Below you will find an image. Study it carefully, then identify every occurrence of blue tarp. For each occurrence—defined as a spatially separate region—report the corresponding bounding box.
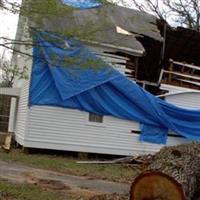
[62,0,102,9]
[30,31,200,144]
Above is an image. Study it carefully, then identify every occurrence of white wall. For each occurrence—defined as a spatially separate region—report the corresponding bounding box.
[8,97,18,132]
[14,69,195,155]
[14,54,32,144]
[10,13,32,138]
[24,106,145,156]
[15,80,30,145]
[165,92,200,109]
[18,105,188,156]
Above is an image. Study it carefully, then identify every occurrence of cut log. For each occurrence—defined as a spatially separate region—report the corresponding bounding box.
[130,142,200,200]
[130,171,185,200]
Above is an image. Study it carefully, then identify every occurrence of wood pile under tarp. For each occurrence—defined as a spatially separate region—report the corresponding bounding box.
[130,142,200,200]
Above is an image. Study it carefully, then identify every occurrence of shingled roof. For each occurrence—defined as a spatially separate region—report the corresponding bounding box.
[37,4,163,56]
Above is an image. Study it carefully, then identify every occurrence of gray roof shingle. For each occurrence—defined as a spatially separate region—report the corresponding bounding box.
[38,4,162,55]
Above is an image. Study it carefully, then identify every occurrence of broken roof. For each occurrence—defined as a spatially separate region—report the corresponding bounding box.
[38,4,163,56]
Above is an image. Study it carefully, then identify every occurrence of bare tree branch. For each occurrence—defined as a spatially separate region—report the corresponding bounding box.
[0,53,28,87]
[132,0,200,31]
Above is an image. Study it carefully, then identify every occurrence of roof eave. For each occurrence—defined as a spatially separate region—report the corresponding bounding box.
[82,39,145,57]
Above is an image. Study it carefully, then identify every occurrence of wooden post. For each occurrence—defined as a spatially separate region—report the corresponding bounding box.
[168,61,174,83]
[135,58,139,79]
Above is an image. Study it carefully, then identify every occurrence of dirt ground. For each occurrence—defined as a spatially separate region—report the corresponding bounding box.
[0,192,17,200]
[0,160,130,200]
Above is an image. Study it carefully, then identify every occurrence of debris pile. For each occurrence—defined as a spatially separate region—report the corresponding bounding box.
[130,142,200,200]
[0,191,16,200]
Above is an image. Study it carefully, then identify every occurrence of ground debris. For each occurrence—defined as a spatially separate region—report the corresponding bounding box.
[89,194,128,200]
[77,154,154,165]
[0,191,16,200]
[37,179,71,191]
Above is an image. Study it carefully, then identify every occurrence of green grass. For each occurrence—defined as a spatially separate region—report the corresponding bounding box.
[0,181,75,200]
[0,149,139,183]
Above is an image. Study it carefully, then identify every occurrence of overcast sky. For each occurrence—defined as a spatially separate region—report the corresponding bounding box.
[0,11,19,57]
[0,0,22,58]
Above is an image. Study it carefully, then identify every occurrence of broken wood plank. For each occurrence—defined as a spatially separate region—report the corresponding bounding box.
[2,134,12,151]
[77,155,153,165]
[77,157,133,164]
[163,70,200,81]
[170,59,200,71]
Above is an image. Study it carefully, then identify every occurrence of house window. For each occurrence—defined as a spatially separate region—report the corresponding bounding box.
[89,113,103,123]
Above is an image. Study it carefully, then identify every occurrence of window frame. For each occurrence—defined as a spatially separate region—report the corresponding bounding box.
[88,113,103,123]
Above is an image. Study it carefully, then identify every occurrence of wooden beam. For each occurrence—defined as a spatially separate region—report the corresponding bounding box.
[0,88,20,97]
[163,70,200,81]
[169,59,200,71]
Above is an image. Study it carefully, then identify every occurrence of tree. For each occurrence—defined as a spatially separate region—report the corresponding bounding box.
[132,0,200,31]
[0,0,114,61]
[0,53,28,87]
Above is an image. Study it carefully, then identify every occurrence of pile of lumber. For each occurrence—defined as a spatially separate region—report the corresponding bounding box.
[130,142,200,200]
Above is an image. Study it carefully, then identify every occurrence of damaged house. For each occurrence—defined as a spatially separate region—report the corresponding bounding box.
[1,1,200,156]
[40,2,200,104]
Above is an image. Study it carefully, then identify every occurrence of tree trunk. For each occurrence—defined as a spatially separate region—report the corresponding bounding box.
[130,142,200,200]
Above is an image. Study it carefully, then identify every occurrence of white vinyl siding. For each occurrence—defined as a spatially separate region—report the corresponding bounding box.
[15,80,30,145]
[0,88,20,97]
[24,106,143,156]
[165,92,200,109]
[12,15,32,144]
[19,106,188,156]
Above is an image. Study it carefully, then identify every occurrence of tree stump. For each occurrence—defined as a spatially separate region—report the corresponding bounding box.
[130,142,200,200]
